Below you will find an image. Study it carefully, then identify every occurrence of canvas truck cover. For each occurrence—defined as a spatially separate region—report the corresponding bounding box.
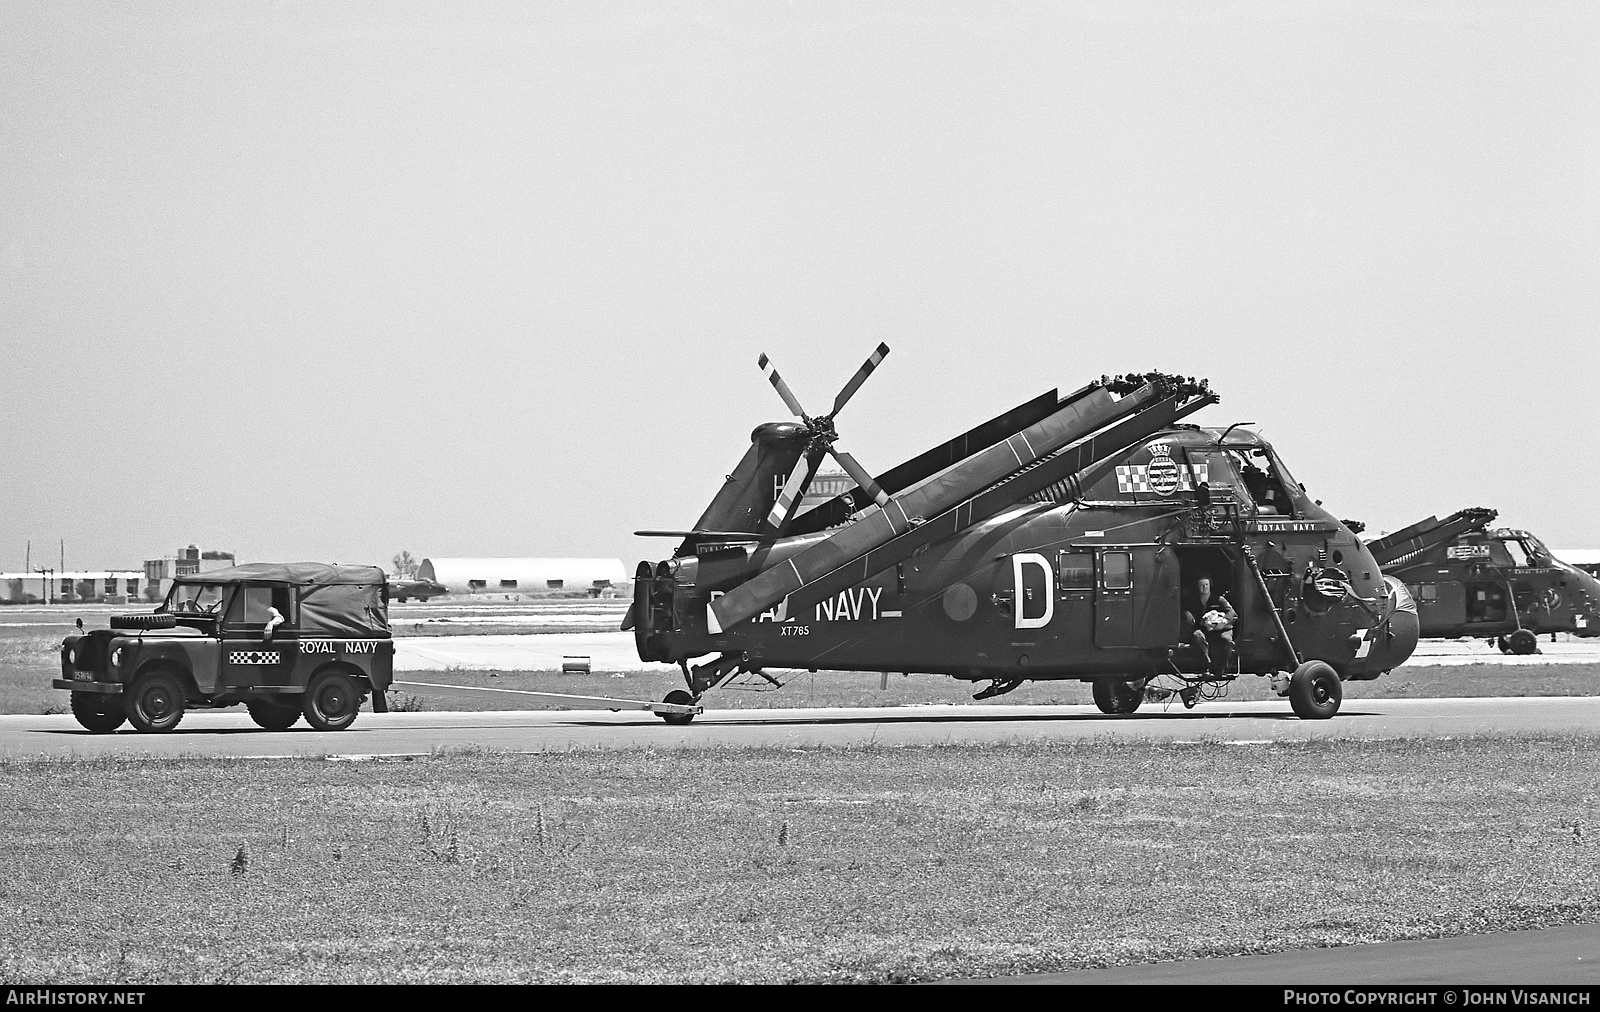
[173,562,390,637]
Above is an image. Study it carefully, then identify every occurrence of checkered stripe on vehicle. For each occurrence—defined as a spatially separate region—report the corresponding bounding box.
[1115,463,1208,493]
[230,651,282,665]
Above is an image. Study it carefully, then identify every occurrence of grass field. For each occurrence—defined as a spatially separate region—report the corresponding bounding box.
[3,736,1598,984]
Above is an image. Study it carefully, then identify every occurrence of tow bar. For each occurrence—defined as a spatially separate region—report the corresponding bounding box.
[390,680,701,719]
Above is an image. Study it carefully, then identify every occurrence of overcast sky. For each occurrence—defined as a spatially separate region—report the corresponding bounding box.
[2,1,1596,574]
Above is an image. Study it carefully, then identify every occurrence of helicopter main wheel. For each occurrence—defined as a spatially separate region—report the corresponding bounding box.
[1288,660,1342,720]
[1091,678,1144,715]
[658,689,696,726]
[1506,629,1540,655]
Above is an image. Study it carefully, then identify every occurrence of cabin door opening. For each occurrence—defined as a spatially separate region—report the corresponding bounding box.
[1175,546,1240,645]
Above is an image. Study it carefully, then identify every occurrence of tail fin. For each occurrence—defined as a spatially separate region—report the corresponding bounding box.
[680,422,819,555]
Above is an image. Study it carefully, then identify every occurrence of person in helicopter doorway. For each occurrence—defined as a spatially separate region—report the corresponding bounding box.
[1183,574,1238,676]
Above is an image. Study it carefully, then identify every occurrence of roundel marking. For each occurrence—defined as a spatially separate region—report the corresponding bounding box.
[942,584,978,622]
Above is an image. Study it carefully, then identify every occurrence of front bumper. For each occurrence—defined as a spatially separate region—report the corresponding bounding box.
[52,678,122,695]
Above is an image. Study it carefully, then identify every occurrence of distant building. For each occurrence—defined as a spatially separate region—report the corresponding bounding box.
[0,571,146,605]
[142,545,235,601]
[797,470,856,514]
[0,545,237,604]
[417,558,628,599]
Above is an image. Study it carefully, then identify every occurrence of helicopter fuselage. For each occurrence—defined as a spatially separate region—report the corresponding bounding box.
[634,428,1419,685]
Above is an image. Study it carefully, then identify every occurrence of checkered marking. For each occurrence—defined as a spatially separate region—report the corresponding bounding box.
[230,651,282,665]
[1115,462,1208,494]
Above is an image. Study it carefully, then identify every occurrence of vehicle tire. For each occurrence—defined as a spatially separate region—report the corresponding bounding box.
[126,671,186,733]
[246,698,302,731]
[303,671,361,731]
[659,689,696,726]
[1507,629,1540,655]
[1092,678,1144,715]
[1288,660,1342,720]
[70,692,126,733]
[110,613,177,630]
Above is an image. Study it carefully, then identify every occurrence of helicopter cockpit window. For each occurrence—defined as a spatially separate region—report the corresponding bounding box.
[1520,536,1554,567]
[1502,539,1531,568]
[1202,452,1245,507]
[1231,447,1294,516]
[166,583,226,615]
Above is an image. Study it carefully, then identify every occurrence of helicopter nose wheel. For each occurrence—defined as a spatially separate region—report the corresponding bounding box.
[1288,660,1342,720]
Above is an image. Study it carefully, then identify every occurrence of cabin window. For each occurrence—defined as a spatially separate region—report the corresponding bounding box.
[547,579,564,590]
[468,580,486,590]
[1057,551,1094,590]
[1101,551,1133,591]
[500,580,518,589]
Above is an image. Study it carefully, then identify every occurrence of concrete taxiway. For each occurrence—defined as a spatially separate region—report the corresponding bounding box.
[961,923,1600,984]
[4,695,1599,760]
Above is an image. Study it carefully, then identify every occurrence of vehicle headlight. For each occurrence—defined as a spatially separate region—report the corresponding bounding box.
[110,647,123,669]
[66,646,77,666]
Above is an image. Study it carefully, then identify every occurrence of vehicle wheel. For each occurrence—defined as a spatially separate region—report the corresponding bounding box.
[1507,629,1540,655]
[1288,660,1342,720]
[659,689,696,725]
[126,671,186,733]
[1091,678,1144,715]
[303,671,361,731]
[246,698,302,731]
[70,692,126,733]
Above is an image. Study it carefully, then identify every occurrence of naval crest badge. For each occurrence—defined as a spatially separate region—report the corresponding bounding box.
[1147,443,1180,496]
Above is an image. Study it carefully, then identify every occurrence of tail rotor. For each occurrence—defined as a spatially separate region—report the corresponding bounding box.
[757,343,892,534]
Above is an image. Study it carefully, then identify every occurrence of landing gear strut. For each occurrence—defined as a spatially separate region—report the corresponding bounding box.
[656,652,746,725]
[973,678,1024,701]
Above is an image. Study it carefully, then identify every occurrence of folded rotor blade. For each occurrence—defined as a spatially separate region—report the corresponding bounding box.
[758,353,809,418]
[827,448,890,507]
[829,342,890,418]
[788,387,1074,535]
[764,453,814,532]
[711,382,1139,631]
[1367,507,1498,566]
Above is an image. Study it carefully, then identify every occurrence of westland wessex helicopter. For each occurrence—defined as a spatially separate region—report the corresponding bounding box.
[625,348,1419,722]
[1367,508,1600,654]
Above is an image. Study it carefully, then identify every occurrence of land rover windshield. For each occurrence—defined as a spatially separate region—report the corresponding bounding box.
[164,583,227,614]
